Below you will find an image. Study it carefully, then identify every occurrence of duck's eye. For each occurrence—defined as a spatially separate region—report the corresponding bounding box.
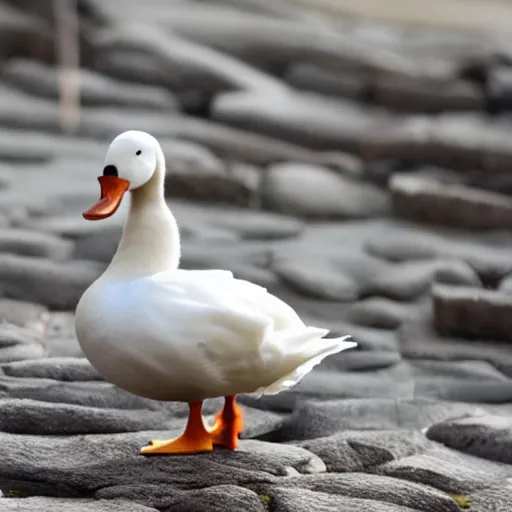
[136,150,142,156]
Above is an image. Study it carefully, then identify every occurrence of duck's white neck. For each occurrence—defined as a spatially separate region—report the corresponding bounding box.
[104,152,180,279]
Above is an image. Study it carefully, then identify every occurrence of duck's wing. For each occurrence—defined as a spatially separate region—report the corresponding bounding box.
[118,269,354,395]
[129,269,273,353]
[149,268,305,332]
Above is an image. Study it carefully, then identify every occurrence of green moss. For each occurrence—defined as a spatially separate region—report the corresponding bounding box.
[259,494,271,504]
[2,489,25,497]
[448,493,470,509]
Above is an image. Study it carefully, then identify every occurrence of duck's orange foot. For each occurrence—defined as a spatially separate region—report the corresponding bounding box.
[209,395,244,450]
[140,435,213,455]
[141,400,213,455]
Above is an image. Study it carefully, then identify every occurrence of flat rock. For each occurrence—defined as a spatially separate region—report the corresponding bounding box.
[426,414,512,465]
[271,249,388,301]
[269,360,412,404]
[395,31,493,69]
[0,398,173,435]
[0,344,46,364]
[163,139,226,178]
[271,242,478,302]
[163,140,258,206]
[391,174,512,230]
[179,238,272,279]
[364,221,512,284]
[171,201,304,241]
[399,317,512,379]
[91,47,172,88]
[377,444,512,494]
[265,398,485,441]
[0,255,104,310]
[0,497,158,512]
[0,228,73,260]
[97,484,266,512]
[362,114,512,174]
[369,259,480,300]
[361,116,434,164]
[344,298,426,329]
[1,357,101,381]
[409,359,512,401]
[0,375,284,438]
[433,284,512,341]
[213,90,392,151]
[0,374,193,411]
[93,22,286,95]
[433,114,512,175]
[410,359,509,382]
[256,473,460,512]
[285,63,369,100]
[0,432,324,496]
[0,155,106,223]
[295,428,432,472]
[0,397,284,439]
[2,58,179,110]
[156,4,441,79]
[72,227,122,263]
[263,163,389,218]
[0,130,105,167]
[0,84,61,133]
[373,75,483,113]
[0,138,48,164]
[267,487,420,512]
[19,214,119,240]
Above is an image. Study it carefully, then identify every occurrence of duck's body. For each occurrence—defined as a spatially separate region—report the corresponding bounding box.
[75,130,355,455]
[77,268,346,403]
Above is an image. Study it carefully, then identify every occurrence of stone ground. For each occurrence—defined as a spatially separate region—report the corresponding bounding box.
[0,0,512,511]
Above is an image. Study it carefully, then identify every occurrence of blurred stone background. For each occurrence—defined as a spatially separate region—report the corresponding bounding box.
[0,1,512,511]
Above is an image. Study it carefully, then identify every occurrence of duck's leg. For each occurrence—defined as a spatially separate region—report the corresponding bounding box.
[209,395,244,449]
[141,401,213,455]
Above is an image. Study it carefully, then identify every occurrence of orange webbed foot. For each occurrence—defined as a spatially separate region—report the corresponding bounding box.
[141,401,213,455]
[209,395,244,450]
[140,434,213,455]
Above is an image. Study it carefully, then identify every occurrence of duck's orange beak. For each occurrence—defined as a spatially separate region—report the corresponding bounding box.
[83,176,130,221]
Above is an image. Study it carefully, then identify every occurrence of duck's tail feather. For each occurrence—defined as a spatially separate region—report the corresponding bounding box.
[251,328,356,397]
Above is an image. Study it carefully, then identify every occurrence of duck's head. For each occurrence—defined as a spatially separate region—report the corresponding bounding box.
[83,130,160,221]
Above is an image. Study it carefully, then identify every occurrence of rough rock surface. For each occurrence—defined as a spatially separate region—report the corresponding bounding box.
[391,174,512,230]
[0,0,511,511]
[433,284,512,341]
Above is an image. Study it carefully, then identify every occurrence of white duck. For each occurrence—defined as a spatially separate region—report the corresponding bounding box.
[75,130,355,455]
